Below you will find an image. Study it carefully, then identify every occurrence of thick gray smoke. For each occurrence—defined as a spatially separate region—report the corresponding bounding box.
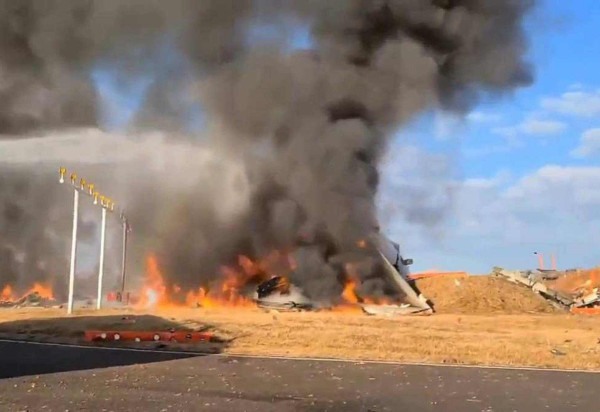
[0,1,534,302]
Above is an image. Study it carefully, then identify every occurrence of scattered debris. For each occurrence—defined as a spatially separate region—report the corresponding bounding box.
[378,251,433,314]
[361,304,432,316]
[255,278,315,311]
[257,276,291,299]
[550,348,567,356]
[256,300,314,312]
[0,292,58,309]
[492,267,600,312]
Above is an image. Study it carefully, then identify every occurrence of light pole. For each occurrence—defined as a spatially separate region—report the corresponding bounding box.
[94,192,116,310]
[59,167,120,313]
[59,168,80,315]
[119,211,131,302]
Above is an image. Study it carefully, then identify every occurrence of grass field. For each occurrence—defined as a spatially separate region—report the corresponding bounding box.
[0,307,598,370]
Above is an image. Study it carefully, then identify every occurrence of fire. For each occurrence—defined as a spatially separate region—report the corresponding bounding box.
[136,249,401,311]
[137,255,171,308]
[342,279,359,304]
[335,276,367,313]
[27,283,54,300]
[1,285,13,301]
[137,251,296,309]
[339,262,395,307]
[0,282,54,301]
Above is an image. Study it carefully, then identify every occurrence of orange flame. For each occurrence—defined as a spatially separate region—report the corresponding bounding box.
[0,282,54,301]
[26,283,54,300]
[137,251,298,309]
[342,279,359,303]
[340,263,395,307]
[136,249,406,310]
[1,285,13,301]
[137,254,172,308]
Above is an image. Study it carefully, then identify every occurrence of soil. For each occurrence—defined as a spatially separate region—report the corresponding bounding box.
[416,275,559,314]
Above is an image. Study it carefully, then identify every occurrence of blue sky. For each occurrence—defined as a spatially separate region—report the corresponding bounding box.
[90,0,600,274]
[395,0,600,178]
[380,0,600,272]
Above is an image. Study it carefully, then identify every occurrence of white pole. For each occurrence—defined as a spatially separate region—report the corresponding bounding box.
[96,207,107,310]
[120,216,128,299]
[67,189,79,315]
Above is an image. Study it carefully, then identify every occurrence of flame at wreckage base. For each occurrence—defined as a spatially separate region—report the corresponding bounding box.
[129,233,419,312]
[1,283,54,302]
[0,238,421,312]
[134,249,397,312]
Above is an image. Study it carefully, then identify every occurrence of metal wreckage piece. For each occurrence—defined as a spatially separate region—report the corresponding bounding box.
[0,292,58,309]
[255,276,315,312]
[254,249,434,316]
[492,267,600,311]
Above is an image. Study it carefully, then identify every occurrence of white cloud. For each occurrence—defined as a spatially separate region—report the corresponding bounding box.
[466,111,502,123]
[571,128,600,158]
[503,165,600,205]
[382,164,600,273]
[433,112,464,140]
[378,144,456,230]
[519,119,568,135]
[541,90,600,117]
[463,170,512,190]
[493,118,567,137]
[462,144,512,158]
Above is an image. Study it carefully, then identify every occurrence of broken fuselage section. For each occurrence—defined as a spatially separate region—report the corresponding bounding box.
[255,234,433,315]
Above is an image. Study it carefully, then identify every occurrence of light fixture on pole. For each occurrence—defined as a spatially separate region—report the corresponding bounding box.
[58,167,123,313]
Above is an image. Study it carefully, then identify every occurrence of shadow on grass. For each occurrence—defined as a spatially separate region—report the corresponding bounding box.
[0,314,230,379]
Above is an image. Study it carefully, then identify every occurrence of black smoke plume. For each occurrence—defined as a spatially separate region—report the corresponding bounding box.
[0,1,534,302]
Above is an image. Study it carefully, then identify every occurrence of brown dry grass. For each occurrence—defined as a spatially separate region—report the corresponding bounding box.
[0,306,599,370]
[0,275,595,370]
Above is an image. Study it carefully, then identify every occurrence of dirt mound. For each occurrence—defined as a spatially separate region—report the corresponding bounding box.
[416,275,557,314]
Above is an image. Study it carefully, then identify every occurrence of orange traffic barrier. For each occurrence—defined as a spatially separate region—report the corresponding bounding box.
[571,307,600,315]
[408,272,469,280]
[84,330,214,342]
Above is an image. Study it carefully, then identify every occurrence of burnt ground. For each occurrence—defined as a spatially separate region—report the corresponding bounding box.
[0,340,598,412]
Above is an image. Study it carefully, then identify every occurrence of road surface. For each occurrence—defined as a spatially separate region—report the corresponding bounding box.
[0,340,597,411]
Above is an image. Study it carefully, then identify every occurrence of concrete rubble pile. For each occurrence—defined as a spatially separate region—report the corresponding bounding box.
[492,267,600,311]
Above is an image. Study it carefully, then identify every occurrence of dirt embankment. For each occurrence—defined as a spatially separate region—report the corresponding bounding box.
[416,275,558,314]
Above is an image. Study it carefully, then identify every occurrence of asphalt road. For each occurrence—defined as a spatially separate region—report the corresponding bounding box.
[0,340,598,412]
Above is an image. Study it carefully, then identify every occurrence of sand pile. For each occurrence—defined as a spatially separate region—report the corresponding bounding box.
[416,275,557,314]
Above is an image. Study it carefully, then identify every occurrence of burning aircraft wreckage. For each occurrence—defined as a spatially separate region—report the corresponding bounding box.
[238,234,432,315]
[0,0,538,317]
[130,232,433,316]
